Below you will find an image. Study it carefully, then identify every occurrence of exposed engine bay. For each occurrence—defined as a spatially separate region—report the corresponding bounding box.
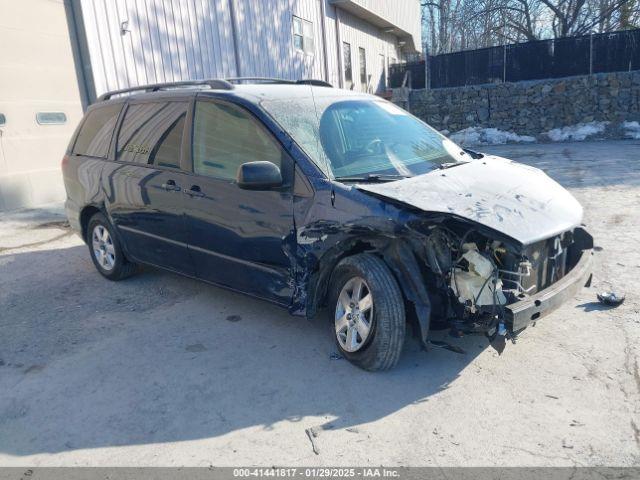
[423,225,581,340]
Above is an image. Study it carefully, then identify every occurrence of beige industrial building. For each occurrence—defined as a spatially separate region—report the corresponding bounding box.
[0,0,422,211]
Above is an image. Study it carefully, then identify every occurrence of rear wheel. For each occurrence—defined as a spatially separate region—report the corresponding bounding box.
[87,212,137,281]
[329,254,405,371]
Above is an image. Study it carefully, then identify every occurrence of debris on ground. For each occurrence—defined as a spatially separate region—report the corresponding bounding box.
[329,352,343,360]
[428,340,466,355]
[305,427,321,455]
[490,334,507,355]
[185,344,207,352]
[597,291,625,307]
[562,439,574,449]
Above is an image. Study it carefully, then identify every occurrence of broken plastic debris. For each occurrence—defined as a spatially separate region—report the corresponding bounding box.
[428,340,466,354]
[596,291,625,307]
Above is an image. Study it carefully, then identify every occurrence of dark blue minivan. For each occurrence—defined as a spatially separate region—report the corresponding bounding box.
[62,78,593,370]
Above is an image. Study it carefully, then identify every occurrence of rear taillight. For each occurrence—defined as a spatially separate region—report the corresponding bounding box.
[61,154,69,169]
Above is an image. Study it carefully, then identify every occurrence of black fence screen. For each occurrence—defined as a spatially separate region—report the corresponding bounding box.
[389,61,426,89]
[389,28,640,89]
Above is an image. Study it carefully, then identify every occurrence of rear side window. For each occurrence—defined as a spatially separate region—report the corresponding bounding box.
[73,105,121,158]
[116,102,187,167]
[192,101,283,181]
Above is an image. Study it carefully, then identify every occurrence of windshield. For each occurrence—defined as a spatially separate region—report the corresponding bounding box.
[262,95,470,179]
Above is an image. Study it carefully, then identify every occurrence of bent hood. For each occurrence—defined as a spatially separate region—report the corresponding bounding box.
[357,156,583,246]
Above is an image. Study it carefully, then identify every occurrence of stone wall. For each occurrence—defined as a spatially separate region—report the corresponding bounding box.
[407,71,640,139]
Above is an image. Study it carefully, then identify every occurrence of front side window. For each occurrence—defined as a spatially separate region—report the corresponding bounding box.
[192,101,284,181]
[262,96,470,179]
[73,104,122,158]
[359,47,367,91]
[116,102,187,167]
[293,16,314,54]
[343,42,353,89]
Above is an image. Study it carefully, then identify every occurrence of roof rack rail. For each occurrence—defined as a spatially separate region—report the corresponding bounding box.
[296,79,333,88]
[97,79,234,101]
[226,77,333,88]
[226,77,296,84]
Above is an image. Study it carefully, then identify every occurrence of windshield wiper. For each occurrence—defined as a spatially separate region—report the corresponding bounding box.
[334,174,409,183]
[438,161,469,170]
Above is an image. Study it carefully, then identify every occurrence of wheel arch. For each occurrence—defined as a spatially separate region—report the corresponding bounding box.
[304,235,433,345]
[79,205,104,242]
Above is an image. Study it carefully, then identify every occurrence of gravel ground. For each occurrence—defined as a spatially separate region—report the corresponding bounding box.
[0,140,638,467]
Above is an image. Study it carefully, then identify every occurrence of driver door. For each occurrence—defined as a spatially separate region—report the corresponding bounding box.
[183,98,295,306]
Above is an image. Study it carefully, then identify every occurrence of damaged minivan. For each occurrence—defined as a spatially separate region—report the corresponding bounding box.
[62,79,593,371]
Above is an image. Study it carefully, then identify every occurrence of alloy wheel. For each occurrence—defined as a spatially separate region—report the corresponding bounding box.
[92,224,116,271]
[335,276,374,352]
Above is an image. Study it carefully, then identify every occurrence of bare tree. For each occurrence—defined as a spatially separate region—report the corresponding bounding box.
[422,0,639,54]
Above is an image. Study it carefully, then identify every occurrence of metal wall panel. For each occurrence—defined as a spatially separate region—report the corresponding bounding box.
[230,0,326,81]
[337,7,402,92]
[341,0,421,51]
[80,0,411,97]
[81,0,239,96]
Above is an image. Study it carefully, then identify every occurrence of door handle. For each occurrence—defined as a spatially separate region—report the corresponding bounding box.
[162,180,181,192]
[184,185,205,198]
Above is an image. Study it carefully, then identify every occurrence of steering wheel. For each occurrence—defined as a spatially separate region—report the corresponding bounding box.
[364,138,384,154]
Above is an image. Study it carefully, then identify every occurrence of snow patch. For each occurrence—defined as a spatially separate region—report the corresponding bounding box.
[622,121,640,139]
[545,122,609,142]
[449,127,536,146]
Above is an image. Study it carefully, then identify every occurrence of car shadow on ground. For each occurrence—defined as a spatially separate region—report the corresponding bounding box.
[0,245,489,456]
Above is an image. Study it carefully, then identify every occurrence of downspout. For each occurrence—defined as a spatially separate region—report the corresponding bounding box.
[319,0,330,83]
[227,0,242,77]
[335,6,344,88]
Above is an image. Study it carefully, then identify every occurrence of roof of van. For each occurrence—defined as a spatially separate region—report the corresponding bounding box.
[95,82,373,106]
[221,84,372,102]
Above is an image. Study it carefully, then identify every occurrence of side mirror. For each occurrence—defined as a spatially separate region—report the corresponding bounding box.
[236,161,283,190]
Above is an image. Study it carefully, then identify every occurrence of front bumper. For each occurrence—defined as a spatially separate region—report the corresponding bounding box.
[505,230,593,333]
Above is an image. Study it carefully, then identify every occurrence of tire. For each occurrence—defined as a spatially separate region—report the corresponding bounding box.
[328,254,406,371]
[86,212,137,281]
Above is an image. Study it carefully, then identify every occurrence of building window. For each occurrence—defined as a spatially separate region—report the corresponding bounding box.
[293,16,314,54]
[0,114,5,126]
[343,42,353,89]
[378,54,386,92]
[36,112,67,125]
[359,47,367,91]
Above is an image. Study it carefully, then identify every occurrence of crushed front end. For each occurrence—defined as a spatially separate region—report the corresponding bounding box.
[423,224,593,339]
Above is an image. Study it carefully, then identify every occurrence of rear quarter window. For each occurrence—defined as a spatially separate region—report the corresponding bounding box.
[73,104,122,158]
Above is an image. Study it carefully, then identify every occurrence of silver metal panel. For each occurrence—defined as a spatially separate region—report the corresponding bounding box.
[329,0,421,52]
[80,0,416,97]
[337,8,402,92]
[81,0,239,97]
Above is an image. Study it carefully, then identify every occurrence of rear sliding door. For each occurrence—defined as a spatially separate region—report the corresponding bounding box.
[104,99,194,275]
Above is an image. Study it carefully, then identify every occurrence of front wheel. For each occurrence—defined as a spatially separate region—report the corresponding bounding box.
[329,254,406,371]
